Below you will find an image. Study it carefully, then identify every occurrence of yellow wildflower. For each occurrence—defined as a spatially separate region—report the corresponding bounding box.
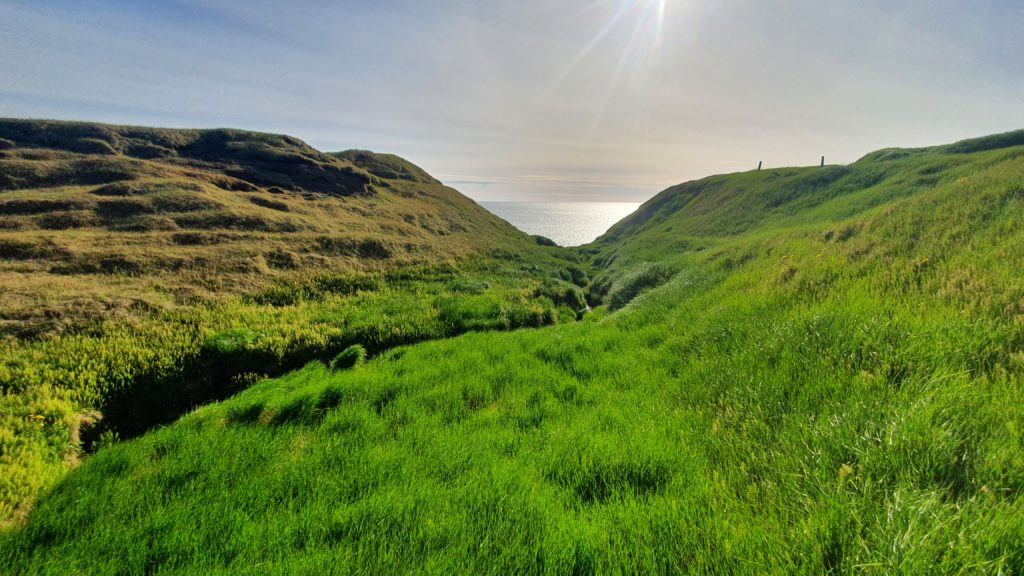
[838,463,854,486]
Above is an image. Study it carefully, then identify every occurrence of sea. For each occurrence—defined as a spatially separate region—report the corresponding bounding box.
[480,202,640,247]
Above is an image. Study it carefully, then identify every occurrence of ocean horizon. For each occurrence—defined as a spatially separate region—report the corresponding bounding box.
[480,201,641,247]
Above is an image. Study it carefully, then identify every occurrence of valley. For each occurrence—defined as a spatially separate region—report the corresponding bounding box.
[1,121,1023,573]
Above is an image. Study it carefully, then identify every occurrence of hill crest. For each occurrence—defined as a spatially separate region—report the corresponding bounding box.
[0,118,380,197]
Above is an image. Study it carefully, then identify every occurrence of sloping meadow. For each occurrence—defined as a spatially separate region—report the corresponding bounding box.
[3,132,1023,573]
[0,119,590,526]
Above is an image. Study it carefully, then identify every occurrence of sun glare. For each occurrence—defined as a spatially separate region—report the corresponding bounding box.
[546,0,675,132]
[655,0,668,47]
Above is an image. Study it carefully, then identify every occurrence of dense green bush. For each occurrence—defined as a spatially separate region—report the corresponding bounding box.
[533,279,587,312]
[606,262,677,310]
[560,265,589,286]
[202,328,264,357]
[330,344,367,371]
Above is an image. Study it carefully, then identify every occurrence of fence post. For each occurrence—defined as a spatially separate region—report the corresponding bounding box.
[757,161,762,171]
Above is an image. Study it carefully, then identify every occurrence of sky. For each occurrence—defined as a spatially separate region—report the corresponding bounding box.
[2,0,1023,202]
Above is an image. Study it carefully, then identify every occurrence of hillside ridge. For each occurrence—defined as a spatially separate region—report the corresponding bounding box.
[0,118,381,196]
[593,127,1024,250]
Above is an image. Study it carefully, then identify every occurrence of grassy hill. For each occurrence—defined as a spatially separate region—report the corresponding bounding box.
[0,119,559,337]
[0,119,584,527]
[3,126,1024,573]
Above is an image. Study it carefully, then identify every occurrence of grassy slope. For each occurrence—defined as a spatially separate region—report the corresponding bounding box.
[0,118,547,335]
[0,119,584,526]
[3,129,1024,573]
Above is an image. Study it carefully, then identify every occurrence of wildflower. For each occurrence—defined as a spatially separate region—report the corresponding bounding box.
[838,463,854,484]
[839,463,853,476]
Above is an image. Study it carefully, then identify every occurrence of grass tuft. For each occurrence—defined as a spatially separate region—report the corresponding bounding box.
[330,344,367,371]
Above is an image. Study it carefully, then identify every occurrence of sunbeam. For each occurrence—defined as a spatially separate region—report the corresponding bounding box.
[543,0,638,96]
[540,0,675,130]
[654,0,668,49]
[544,0,674,131]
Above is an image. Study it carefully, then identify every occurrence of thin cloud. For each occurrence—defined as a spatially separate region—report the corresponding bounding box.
[2,0,1022,202]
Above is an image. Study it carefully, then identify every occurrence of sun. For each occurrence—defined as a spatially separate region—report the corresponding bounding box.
[549,0,674,91]
[543,0,676,131]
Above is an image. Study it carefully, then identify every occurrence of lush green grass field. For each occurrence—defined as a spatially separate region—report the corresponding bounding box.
[3,127,1024,573]
[0,119,582,525]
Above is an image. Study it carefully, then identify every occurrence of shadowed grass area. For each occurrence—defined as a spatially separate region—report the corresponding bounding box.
[2,126,1024,573]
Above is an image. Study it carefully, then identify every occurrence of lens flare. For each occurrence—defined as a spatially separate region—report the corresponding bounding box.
[546,0,673,131]
[655,0,668,48]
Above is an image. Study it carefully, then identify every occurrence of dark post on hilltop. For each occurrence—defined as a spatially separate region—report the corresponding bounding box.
[821,156,825,167]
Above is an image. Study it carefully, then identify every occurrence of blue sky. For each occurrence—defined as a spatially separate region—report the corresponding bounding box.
[2,0,1023,201]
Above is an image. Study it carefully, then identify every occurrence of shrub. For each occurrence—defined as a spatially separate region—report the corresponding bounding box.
[173,212,301,232]
[248,195,290,212]
[586,270,617,303]
[99,256,145,275]
[36,211,99,230]
[357,239,391,259]
[250,284,305,307]
[607,263,677,310]
[507,300,556,328]
[91,182,143,196]
[104,214,178,232]
[170,232,222,245]
[332,149,436,184]
[122,140,172,159]
[438,295,506,332]
[562,286,587,312]
[944,129,1024,154]
[534,280,587,312]
[197,328,282,385]
[560,265,589,287]
[330,344,367,371]
[150,194,221,212]
[95,199,154,219]
[263,249,300,270]
[314,274,381,295]
[0,239,70,260]
[92,180,204,197]
[203,328,263,356]
[73,138,118,155]
[0,199,87,215]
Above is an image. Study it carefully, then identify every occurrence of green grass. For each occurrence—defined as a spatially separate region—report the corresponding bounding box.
[0,119,580,525]
[0,263,584,525]
[2,125,1024,573]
